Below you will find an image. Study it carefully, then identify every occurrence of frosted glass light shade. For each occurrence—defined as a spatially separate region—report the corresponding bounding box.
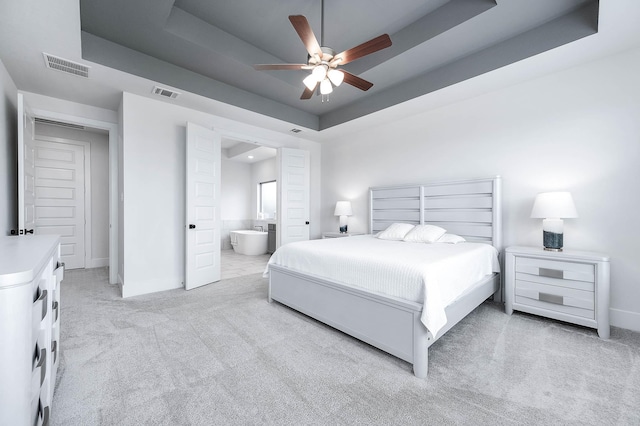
[327,69,344,86]
[303,74,317,90]
[312,64,327,80]
[530,192,578,219]
[334,201,352,216]
[320,78,333,95]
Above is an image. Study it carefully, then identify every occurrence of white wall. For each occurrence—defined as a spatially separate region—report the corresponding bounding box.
[120,92,321,297]
[0,60,17,235]
[321,47,640,332]
[35,124,110,267]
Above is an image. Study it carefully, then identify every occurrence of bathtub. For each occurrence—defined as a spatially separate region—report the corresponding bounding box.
[230,230,268,255]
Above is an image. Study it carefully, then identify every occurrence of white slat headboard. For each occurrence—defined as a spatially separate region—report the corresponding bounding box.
[369,176,502,251]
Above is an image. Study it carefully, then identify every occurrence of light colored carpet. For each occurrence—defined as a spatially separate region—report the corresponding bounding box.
[52,268,640,425]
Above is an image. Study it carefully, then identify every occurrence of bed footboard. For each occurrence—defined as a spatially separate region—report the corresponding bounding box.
[268,265,500,378]
[268,264,431,378]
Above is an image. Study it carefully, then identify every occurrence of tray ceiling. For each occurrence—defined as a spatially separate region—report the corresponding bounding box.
[77,0,598,131]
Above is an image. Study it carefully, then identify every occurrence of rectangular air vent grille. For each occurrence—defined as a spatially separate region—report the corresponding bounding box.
[35,117,86,130]
[290,128,302,133]
[152,86,180,99]
[43,53,90,78]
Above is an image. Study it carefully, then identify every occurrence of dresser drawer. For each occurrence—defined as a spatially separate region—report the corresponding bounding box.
[516,256,594,281]
[515,279,595,319]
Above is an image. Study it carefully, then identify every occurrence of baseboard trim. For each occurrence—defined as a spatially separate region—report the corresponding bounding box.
[610,308,640,332]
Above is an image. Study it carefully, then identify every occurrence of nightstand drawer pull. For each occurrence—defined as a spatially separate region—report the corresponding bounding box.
[539,268,563,279]
[539,292,564,305]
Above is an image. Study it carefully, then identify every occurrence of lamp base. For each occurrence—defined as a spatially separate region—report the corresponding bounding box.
[543,230,563,252]
[339,225,348,234]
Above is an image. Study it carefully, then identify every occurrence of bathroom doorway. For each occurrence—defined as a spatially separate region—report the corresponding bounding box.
[220,137,277,279]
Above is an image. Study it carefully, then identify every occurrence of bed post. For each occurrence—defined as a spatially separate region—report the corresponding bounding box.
[492,175,503,303]
[412,312,430,379]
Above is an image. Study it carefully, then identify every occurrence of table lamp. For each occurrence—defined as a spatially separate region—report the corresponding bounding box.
[530,191,578,251]
[334,201,353,233]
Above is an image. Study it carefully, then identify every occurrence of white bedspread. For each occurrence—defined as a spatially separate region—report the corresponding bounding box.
[265,235,500,337]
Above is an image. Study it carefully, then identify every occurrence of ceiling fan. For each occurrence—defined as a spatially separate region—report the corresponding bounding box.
[253,0,392,100]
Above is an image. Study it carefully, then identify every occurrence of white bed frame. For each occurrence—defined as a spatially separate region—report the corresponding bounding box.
[268,176,502,378]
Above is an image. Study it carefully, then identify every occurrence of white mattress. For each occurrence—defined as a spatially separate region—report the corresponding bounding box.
[265,235,500,337]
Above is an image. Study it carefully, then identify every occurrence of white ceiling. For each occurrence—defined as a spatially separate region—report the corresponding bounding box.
[222,138,277,164]
[1,1,640,143]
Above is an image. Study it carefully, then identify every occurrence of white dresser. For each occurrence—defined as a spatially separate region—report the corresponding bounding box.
[0,235,63,426]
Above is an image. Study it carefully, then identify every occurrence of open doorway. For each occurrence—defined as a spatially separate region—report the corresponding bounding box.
[18,94,119,284]
[220,137,276,279]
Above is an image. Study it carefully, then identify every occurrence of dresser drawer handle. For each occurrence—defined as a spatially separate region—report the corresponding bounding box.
[539,268,564,279]
[36,348,47,385]
[539,292,564,305]
[36,290,48,321]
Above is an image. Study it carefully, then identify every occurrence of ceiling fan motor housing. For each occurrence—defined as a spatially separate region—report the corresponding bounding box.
[308,47,338,66]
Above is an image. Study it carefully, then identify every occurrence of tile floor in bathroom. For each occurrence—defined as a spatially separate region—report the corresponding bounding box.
[220,249,271,280]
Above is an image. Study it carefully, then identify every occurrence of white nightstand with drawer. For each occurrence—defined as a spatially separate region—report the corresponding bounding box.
[505,246,610,339]
[322,232,365,239]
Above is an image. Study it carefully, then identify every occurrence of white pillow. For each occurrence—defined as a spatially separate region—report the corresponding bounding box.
[377,223,415,240]
[403,224,447,243]
[437,233,466,244]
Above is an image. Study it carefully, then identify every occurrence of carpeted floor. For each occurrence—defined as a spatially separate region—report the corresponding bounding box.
[51,268,640,425]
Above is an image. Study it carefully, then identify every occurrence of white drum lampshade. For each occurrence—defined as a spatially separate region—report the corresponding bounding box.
[530,191,578,251]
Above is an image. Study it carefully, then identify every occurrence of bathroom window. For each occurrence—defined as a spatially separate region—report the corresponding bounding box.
[258,180,277,219]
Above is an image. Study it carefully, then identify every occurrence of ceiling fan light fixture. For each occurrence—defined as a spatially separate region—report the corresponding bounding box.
[303,74,318,90]
[320,78,333,95]
[327,69,344,87]
[312,64,328,81]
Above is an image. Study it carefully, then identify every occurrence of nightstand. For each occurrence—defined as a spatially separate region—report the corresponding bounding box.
[505,246,610,339]
[322,232,365,239]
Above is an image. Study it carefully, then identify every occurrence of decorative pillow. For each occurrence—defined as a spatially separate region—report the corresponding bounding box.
[437,233,466,244]
[376,223,415,240]
[402,224,447,243]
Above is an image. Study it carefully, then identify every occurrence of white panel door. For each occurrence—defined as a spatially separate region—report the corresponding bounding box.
[278,148,310,247]
[33,140,86,269]
[17,93,35,235]
[185,123,221,290]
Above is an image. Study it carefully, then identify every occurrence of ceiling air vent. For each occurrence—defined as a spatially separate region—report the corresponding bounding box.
[34,117,86,130]
[43,53,90,78]
[152,86,180,99]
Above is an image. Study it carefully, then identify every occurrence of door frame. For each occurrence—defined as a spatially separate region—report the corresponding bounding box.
[31,107,118,284]
[35,136,93,268]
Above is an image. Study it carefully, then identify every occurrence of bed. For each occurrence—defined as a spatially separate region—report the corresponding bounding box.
[266,176,502,378]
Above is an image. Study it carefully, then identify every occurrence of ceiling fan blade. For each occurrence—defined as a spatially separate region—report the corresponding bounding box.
[300,83,318,99]
[289,15,322,57]
[253,64,307,70]
[334,34,392,65]
[342,71,374,91]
